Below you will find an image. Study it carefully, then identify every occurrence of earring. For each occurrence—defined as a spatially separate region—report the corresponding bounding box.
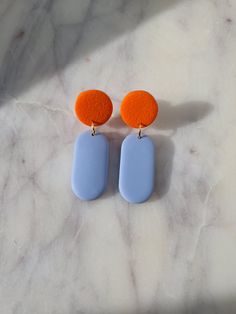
[119,90,158,203]
[71,90,113,200]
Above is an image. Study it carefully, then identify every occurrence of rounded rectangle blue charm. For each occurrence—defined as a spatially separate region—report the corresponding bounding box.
[119,134,155,203]
[71,131,109,200]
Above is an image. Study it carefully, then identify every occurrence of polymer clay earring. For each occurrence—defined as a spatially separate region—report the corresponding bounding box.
[119,90,158,203]
[71,90,113,200]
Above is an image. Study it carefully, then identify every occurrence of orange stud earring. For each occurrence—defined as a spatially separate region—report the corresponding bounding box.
[119,90,158,203]
[75,90,113,130]
[72,90,113,200]
[120,90,158,131]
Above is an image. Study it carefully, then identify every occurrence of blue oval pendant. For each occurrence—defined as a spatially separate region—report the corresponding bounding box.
[119,134,155,203]
[71,131,109,200]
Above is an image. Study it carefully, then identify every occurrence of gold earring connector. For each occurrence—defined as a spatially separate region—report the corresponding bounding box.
[138,124,143,139]
[91,123,96,136]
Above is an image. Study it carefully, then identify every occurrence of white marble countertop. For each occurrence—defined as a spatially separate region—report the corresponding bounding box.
[1,0,236,313]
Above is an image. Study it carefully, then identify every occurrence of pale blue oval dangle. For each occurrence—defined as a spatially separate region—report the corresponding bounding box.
[119,134,155,203]
[71,131,109,200]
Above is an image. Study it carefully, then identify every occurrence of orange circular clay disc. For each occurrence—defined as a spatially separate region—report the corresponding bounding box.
[120,90,158,128]
[75,90,113,126]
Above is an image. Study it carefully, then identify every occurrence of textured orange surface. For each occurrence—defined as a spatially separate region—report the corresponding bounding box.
[75,90,113,126]
[120,90,158,128]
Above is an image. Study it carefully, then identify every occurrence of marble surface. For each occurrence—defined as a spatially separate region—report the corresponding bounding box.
[0,0,236,313]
